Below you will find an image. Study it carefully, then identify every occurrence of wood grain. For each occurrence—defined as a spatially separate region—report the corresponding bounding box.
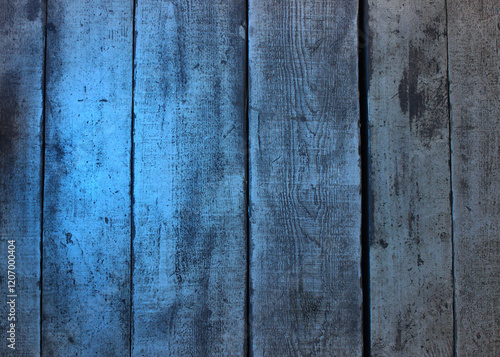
[248,0,362,355]
[448,1,500,355]
[368,1,454,355]
[132,0,247,355]
[0,0,44,355]
[42,0,133,355]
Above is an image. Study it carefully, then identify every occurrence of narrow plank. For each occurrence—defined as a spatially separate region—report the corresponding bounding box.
[132,1,247,355]
[448,1,500,355]
[368,1,454,355]
[43,0,133,355]
[0,0,44,355]
[248,0,362,354]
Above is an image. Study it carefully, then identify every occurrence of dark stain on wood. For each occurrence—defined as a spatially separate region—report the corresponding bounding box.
[46,22,57,33]
[398,68,409,115]
[25,0,41,22]
[0,3,16,29]
[423,20,445,41]
[398,43,448,146]
[0,72,20,165]
[407,45,427,125]
[378,239,389,249]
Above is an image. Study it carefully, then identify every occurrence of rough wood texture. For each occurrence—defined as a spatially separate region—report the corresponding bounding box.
[0,0,44,355]
[132,1,247,355]
[448,1,500,355]
[248,1,362,355]
[368,1,454,355]
[43,0,133,355]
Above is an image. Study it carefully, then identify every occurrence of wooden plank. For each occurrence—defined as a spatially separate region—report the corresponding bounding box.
[248,0,362,354]
[367,1,454,355]
[132,1,247,355]
[0,0,44,355]
[42,0,133,355]
[448,1,500,355]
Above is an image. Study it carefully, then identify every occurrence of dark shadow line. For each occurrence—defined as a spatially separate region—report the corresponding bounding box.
[129,0,137,355]
[444,1,456,356]
[244,1,251,356]
[358,0,371,355]
[40,0,49,355]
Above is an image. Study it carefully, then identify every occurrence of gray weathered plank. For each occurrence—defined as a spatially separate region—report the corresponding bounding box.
[448,1,500,355]
[248,0,362,355]
[368,1,454,355]
[0,0,44,355]
[42,0,133,355]
[132,1,247,355]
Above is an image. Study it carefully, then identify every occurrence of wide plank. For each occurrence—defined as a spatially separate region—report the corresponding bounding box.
[248,0,362,355]
[448,1,500,355]
[43,0,133,355]
[132,0,247,355]
[367,0,454,355]
[0,0,44,355]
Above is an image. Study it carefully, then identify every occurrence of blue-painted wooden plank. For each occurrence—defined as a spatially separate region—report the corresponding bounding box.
[132,0,247,355]
[0,0,44,355]
[368,1,454,355]
[248,0,363,354]
[448,1,500,355]
[43,0,133,355]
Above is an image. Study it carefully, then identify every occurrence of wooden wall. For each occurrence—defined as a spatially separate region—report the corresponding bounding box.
[0,0,498,356]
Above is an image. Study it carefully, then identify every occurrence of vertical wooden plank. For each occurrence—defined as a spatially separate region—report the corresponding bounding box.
[248,0,362,355]
[0,0,44,355]
[368,1,454,355]
[43,0,133,355]
[448,1,500,355]
[132,1,247,355]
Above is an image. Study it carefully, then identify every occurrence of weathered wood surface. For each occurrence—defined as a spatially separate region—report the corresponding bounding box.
[0,0,44,355]
[43,0,133,355]
[132,1,247,355]
[448,1,500,355]
[367,1,454,355]
[248,0,362,355]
